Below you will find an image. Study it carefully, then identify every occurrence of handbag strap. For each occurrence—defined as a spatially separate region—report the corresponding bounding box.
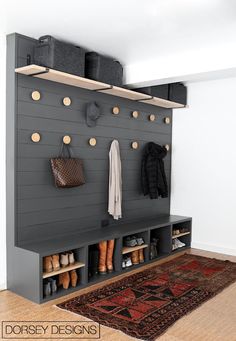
[58,143,73,158]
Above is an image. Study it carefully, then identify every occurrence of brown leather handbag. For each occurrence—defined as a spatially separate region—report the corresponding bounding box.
[50,143,85,188]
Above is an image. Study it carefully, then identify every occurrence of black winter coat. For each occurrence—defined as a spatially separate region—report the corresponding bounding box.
[141,142,168,199]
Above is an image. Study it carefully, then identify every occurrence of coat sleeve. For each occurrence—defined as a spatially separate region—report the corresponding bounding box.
[141,153,149,195]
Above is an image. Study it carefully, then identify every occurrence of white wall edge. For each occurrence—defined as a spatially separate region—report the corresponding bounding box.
[192,242,236,257]
[0,283,6,291]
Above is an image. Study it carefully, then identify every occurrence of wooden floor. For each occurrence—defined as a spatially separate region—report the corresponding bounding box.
[0,248,235,341]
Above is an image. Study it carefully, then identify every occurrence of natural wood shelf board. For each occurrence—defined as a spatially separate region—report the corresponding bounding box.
[122,244,148,255]
[15,65,111,91]
[42,261,85,279]
[98,86,152,101]
[15,65,185,109]
[172,232,190,239]
[139,97,185,108]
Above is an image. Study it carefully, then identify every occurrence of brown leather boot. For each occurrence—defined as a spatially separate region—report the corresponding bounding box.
[43,256,52,273]
[98,241,107,274]
[58,272,70,289]
[106,239,115,273]
[139,249,144,263]
[131,250,139,265]
[52,254,60,271]
[70,270,78,287]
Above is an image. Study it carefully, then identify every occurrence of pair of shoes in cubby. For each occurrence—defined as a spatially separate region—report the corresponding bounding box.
[122,256,132,269]
[124,236,145,247]
[173,228,189,236]
[58,270,78,290]
[43,251,75,273]
[60,251,75,268]
[172,238,186,250]
[131,249,144,264]
[43,254,60,273]
[43,278,57,297]
[150,238,159,260]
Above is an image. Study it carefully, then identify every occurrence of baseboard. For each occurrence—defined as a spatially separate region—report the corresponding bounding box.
[0,283,6,291]
[192,242,236,256]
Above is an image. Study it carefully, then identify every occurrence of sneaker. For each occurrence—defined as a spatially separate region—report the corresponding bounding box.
[172,239,178,250]
[124,236,137,247]
[122,259,126,269]
[136,237,145,246]
[125,257,133,267]
[175,238,186,248]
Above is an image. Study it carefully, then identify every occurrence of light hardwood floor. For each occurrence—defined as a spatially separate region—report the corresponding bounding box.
[0,248,235,341]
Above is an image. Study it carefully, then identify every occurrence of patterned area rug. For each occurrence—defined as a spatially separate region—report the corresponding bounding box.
[57,254,236,340]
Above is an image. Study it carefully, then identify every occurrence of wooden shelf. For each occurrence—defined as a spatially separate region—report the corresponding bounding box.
[172,232,190,239]
[139,96,184,109]
[42,261,85,279]
[15,65,111,91]
[122,244,148,255]
[99,86,152,101]
[15,65,185,109]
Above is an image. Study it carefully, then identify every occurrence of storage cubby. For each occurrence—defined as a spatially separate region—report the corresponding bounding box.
[41,247,86,301]
[150,226,172,260]
[88,238,121,283]
[172,220,192,252]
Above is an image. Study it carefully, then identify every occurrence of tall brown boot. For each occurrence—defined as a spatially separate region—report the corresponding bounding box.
[98,241,107,275]
[106,239,115,273]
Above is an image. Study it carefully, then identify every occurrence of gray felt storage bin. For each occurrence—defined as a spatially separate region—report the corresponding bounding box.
[34,35,85,76]
[85,52,123,86]
[168,83,187,105]
[135,85,169,99]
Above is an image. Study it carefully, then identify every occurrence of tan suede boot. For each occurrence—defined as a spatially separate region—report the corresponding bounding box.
[68,251,75,264]
[106,239,115,273]
[139,249,144,263]
[70,270,78,287]
[98,241,107,274]
[58,272,70,289]
[43,256,52,273]
[52,254,60,271]
[131,250,139,265]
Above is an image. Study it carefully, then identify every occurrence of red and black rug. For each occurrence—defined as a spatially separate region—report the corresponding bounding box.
[57,254,236,340]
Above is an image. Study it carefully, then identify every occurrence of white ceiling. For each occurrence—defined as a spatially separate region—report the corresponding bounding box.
[2,0,236,85]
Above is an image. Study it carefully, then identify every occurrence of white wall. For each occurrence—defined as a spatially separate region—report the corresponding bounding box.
[0,33,6,289]
[171,77,236,256]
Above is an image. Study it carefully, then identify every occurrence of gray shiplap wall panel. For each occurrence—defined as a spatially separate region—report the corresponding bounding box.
[16,36,172,244]
[18,183,146,200]
[18,115,171,142]
[17,169,170,186]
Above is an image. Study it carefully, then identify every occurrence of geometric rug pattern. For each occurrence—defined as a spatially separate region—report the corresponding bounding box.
[57,254,236,340]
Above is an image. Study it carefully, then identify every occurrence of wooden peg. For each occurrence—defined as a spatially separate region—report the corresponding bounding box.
[131,141,139,150]
[112,106,120,115]
[131,111,139,118]
[89,137,97,147]
[149,114,156,121]
[164,117,171,124]
[165,144,170,151]
[63,97,72,106]
[63,135,71,144]
[31,132,41,143]
[31,90,41,101]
